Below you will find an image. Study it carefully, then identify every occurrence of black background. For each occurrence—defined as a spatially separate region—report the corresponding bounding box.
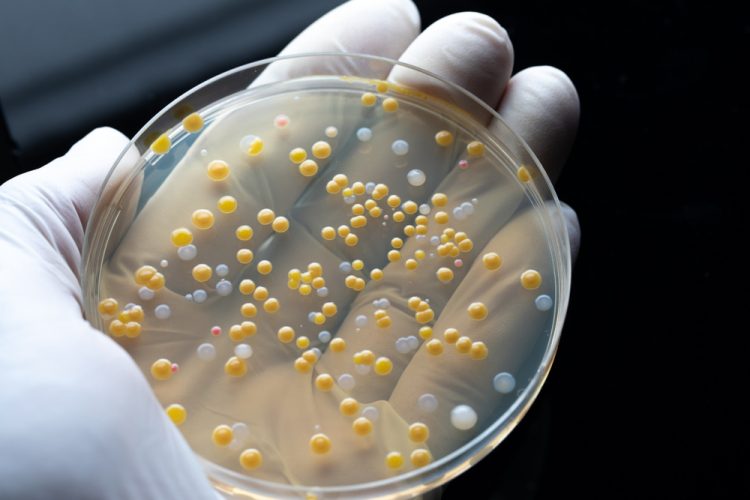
[1,1,746,498]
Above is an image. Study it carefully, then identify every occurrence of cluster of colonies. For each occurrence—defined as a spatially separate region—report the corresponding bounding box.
[98,83,554,475]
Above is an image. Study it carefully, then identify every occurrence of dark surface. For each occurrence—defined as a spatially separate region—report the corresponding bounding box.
[0,0,344,170]
[1,1,746,498]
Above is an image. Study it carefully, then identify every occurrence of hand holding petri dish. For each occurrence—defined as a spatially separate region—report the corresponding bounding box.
[82,53,571,498]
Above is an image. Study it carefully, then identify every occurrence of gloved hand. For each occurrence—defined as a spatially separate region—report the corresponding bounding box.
[0,1,580,498]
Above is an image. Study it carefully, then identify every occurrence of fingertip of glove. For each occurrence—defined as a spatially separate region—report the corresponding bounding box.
[427,12,513,70]
[389,0,421,31]
[559,201,581,260]
[513,66,580,128]
[69,127,129,157]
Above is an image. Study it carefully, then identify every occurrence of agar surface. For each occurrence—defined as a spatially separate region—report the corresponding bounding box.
[96,78,557,488]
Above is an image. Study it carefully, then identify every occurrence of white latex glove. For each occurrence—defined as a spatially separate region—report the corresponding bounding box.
[0,1,580,498]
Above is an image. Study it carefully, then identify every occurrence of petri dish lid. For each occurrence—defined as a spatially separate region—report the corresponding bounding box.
[82,52,571,499]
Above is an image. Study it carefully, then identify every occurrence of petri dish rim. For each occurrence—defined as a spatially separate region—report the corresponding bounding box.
[81,52,572,499]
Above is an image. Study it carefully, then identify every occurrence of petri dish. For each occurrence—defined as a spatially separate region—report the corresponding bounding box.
[82,53,571,499]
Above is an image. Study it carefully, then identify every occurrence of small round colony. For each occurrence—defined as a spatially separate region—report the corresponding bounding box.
[330,338,346,352]
[418,393,438,413]
[289,147,307,164]
[206,160,229,181]
[309,433,332,454]
[217,196,237,214]
[419,326,433,340]
[257,208,275,225]
[154,304,171,320]
[239,279,255,295]
[470,341,488,360]
[483,252,502,270]
[450,405,478,430]
[234,344,253,359]
[357,127,372,142]
[177,245,197,261]
[435,130,454,146]
[165,404,187,425]
[150,133,170,154]
[192,209,214,229]
[241,303,257,318]
[382,97,399,112]
[425,339,444,356]
[224,356,247,377]
[239,449,263,470]
[240,321,257,337]
[234,225,254,241]
[315,374,334,391]
[299,159,318,177]
[443,328,460,344]
[517,165,532,182]
[455,336,472,354]
[339,398,360,417]
[274,114,289,128]
[436,267,454,283]
[535,295,553,311]
[182,112,204,133]
[352,417,373,436]
[170,228,193,247]
[311,141,331,159]
[493,372,516,394]
[520,269,543,290]
[150,359,172,380]
[212,425,233,446]
[325,126,338,137]
[97,298,118,317]
[467,302,488,320]
[408,422,430,443]
[246,136,264,156]
[466,140,485,156]
[407,169,426,186]
[196,343,216,361]
[277,326,295,344]
[257,260,272,275]
[374,357,393,376]
[192,264,212,283]
[392,140,409,156]
[385,451,404,469]
[411,449,432,467]
[361,92,377,107]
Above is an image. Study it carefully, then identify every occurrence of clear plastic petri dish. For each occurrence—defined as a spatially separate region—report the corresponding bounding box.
[82,53,571,499]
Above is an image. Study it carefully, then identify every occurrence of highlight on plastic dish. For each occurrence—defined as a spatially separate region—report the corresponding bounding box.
[82,53,572,498]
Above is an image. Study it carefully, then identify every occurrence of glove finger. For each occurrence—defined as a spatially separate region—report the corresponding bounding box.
[495,65,580,182]
[254,0,420,85]
[388,12,514,123]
